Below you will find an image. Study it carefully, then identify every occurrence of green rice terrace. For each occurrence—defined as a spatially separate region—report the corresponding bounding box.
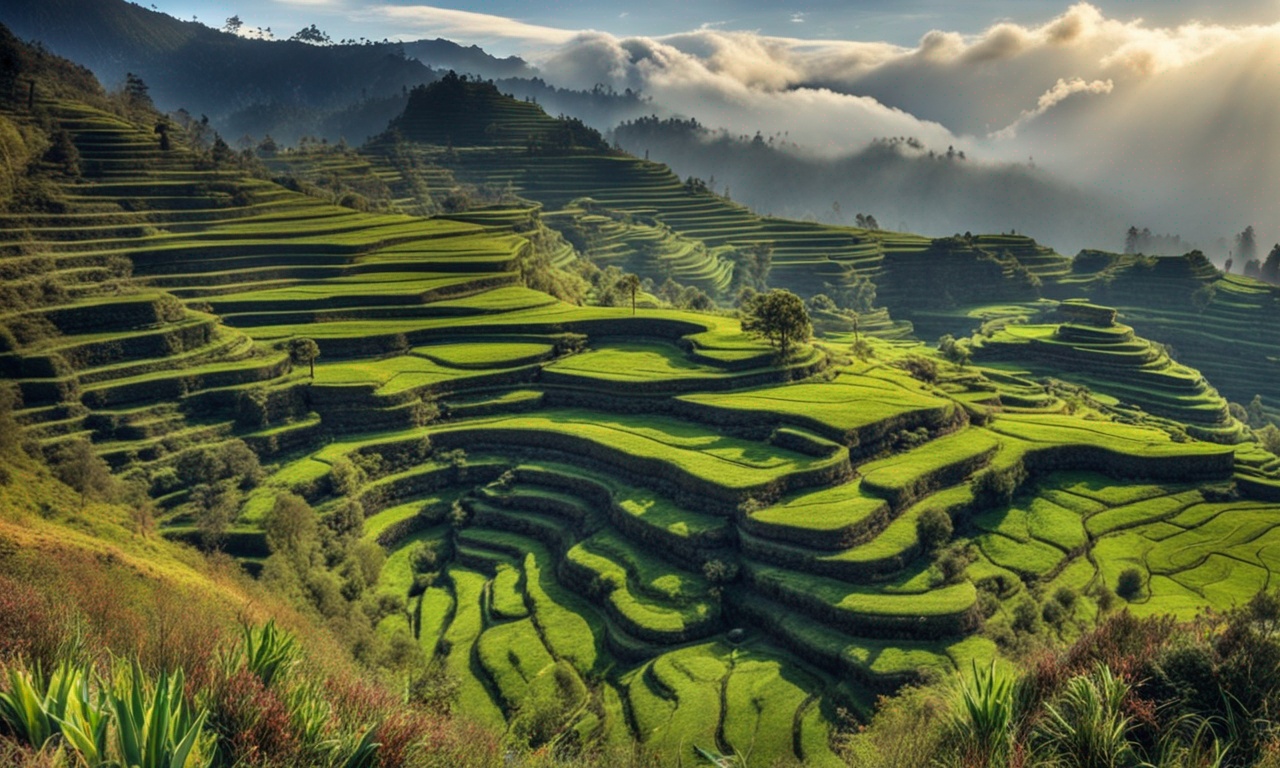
[7,55,1280,768]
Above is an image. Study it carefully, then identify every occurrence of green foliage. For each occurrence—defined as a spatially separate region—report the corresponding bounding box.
[110,664,210,768]
[289,338,320,378]
[896,354,939,383]
[0,382,24,459]
[49,438,114,508]
[264,492,318,559]
[0,662,99,754]
[1117,568,1144,601]
[731,242,773,291]
[918,507,954,553]
[1012,598,1041,634]
[238,620,299,688]
[945,661,1017,766]
[1033,664,1138,767]
[938,334,972,367]
[740,288,811,354]
[972,464,1027,510]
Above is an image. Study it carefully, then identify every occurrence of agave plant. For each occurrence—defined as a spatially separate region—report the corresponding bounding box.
[0,664,60,749]
[52,665,111,767]
[110,663,210,768]
[239,620,298,688]
[0,660,107,762]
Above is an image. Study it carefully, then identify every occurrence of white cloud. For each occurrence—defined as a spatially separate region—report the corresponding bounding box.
[990,77,1114,138]
[356,5,579,45]
[528,4,1280,244]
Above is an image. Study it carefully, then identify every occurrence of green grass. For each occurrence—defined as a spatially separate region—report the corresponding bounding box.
[490,564,529,620]
[474,618,555,712]
[749,479,888,540]
[546,341,728,380]
[428,408,849,493]
[680,367,958,441]
[441,568,506,729]
[565,532,716,637]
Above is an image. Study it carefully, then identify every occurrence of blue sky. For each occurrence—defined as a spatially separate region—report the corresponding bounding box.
[155,0,1280,54]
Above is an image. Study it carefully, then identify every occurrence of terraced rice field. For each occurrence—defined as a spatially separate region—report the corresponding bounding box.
[6,93,1280,765]
[970,304,1244,442]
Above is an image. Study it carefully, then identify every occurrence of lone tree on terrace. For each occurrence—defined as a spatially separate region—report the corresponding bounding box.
[619,273,642,315]
[289,338,320,378]
[741,288,811,355]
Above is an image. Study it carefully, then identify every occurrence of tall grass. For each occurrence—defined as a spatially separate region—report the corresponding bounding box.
[943,661,1019,768]
[1032,664,1136,767]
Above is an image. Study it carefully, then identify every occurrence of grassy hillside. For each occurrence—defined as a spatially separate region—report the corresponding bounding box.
[5,29,1280,767]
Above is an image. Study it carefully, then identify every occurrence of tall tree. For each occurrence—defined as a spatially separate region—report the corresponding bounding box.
[289,338,320,378]
[1263,244,1280,285]
[50,438,113,508]
[123,72,152,111]
[1124,225,1140,254]
[1237,225,1257,263]
[619,273,642,315]
[290,24,331,45]
[741,289,811,355]
[733,242,773,291]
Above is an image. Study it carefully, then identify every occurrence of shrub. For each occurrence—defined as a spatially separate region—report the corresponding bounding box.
[326,498,365,541]
[701,559,739,584]
[1041,598,1066,627]
[49,438,114,508]
[0,382,22,459]
[1116,568,1144,601]
[917,507,953,553]
[937,334,971,367]
[235,387,270,428]
[896,355,938,383]
[1013,598,1041,634]
[264,493,318,559]
[935,543,975,585]
[942,662,1016,766]
[329,457,365,497]
[972,464,1026,509]
[0,574,65,668]
[409,541,440,574]
[191,482,239,551]
[176,441,263,490]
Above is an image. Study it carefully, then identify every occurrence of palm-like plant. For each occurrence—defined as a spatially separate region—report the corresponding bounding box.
[0,661,107,761]
[240,620,298,688]
[620,273,642,315]
[110,663,210,768]
[53,665,110,767]
[0,663,66,749]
